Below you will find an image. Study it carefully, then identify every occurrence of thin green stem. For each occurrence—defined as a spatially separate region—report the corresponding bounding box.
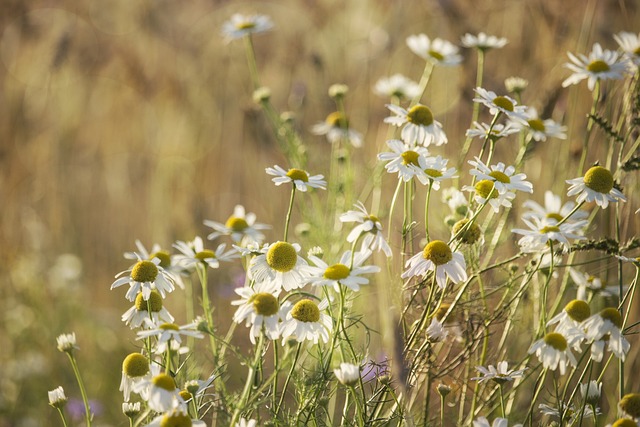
[55,407,69,427]
[284,186,296,242]
[410,61,435,107]
[578,80,600,174]
[66,353,92,426]
[230,333,265,426]
[424,183,433,242]
[243,35,260,90]
[276,342,303,417]
[459,49,485,168]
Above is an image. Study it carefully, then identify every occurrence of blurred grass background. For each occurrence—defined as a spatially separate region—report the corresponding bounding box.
[1,0,639,425]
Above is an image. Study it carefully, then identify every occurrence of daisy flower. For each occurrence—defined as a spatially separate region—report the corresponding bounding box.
[522,191,588,225]
[144,410,206,427]
[340,201,392,257]
[384,104,448,147]
[468,157,533,195]
[373,74,422,100]
[614,31,640,66]
[421,155,457,190]
[461,32,508,51]
[120,352,152,402]
[56,332,78,353]
[311,112,363,148]
[334,363,361,386]
[511,217,587,253]
[465,121,519,141]
[426,317,448,342]
[619,393,640,420]
[137,321,204,354]
[221,13,273,42]
[442,187,469,216]
[124,240,186,290]
[580,380,602,406]
[504,76,529,95]
[562,43,628,90]
[406,34,462,66]
[401,240,468,289]
[307,250,380,292]
[473,417,522,427]
[377,139,430,184]
[133,372,184,413]
[528,332,577,374]
[510,107,567,142]
[280,299,333,344]
[472,361,526,384]
[546,299,589,350]
[582,307,630,362]
[231,280,284,344]
[473,87,528,123]
[566,165,626,208]
[249,241,312,291]
[48,386,67,408]
[173,236,239,271]
[568,268,617,300]
[451,218,483,245]
[539,403,597,425]
[607,419,640,427]
[111,256,176,302]
[265,165,326,192]
[462,180,516,212]
[122,289,174,329]
[122,402,141,418]
[204,205,270,244]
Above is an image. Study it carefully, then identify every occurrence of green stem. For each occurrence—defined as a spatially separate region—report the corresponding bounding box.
[55,407,69,427]
[578,80,600,174]
[410,61,435,107]
[243,35,260,90]
[66,353,92,426]
[276,342,303,417]
[459,49,485,168]
[197,265,218,363]
[498,384,506,418]
[424,183,433,242]
[284,186,296,242]
[230,333,265,426]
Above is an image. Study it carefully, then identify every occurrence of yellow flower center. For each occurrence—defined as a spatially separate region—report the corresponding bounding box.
[326,111,348,127]
[149,251,171,268]
[291,299,320,323]
[422,240,453,266]
[428,50,445,61]
[266,241,298,272]
[452,219,482,244]
[401,150,421,166]
[488,170,511,184]
[474,180,498,199]
[587,60,611,73]
[612,419,638,427]
[152,373,177,391]
[236,21,256,30]
[634,47,640,56]
[546,213,564,222]
[539,225,560,234]
[323,263,351,280]
[179,390,192,401]
[492,96,514,112]
[195,250,216,262]
[527,119,546,132]
[225,216,249,232]
[367,214,380,223]
[619,393,640,418]
[159,323,180,331]
[599,307,623,328]
[131,260,159,282]
[160,411,192,427]
[250,292,279,316]
[286,168,309,182]
[407,105,434,126]
[122,352,149,377]
[543,332,568,351]
[434,303,451,321]
[564,300,591,322]
[135,290,163,312]
[424,169,443,178]
[583,166,614,194]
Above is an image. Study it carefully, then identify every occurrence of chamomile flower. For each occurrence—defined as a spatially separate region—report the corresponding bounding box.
[221,13,273,42]
[569,268,615,300]
[307,250,380,292]
[546,299,589,350]
[522,191,588,225]
[614,32,640,67]
[122,290,174,329]
[311,112,363,148]
[511,217,587,253]
[473,417,522,427]
[204,205,270,244]
[472,361,526,384]
[120,352,152,402]
[231,280,284,344]
[377,139,430,183]
[266,165,327,192]
[373,74,422,100]
[112,257,176,301]
[510,107,567,142]
[582,307,630,362]
[124,240,186,290]
[504,76,529,95]
[122,402,141,418]
[144,410,206,427]
[539,403,597,425]
[340,201,392,257]
[48,386,67,408]
[465,121,519,141]
[607,419,640,427]
[468,157,533,195]
[401,240,468,289]
[422,155,457,190]
[173,237,239,271]
[580,380,602,405]
[473,87,528,122]
[280,299,333,344]
[562,43,628,90]
[528,332,577,374]
[443,187,469,216]
[137,321,204,354]
[384,104,448,147]
[566,165,626,208]
[56,333,78,353]
[406,34,462,66]
[334,363,361,386]
[426,318,448,342]
[463,180,516,212]
[461,32,508,51]
[249,241,312,291]
[133,372,184,412]
[619,393,640,419]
